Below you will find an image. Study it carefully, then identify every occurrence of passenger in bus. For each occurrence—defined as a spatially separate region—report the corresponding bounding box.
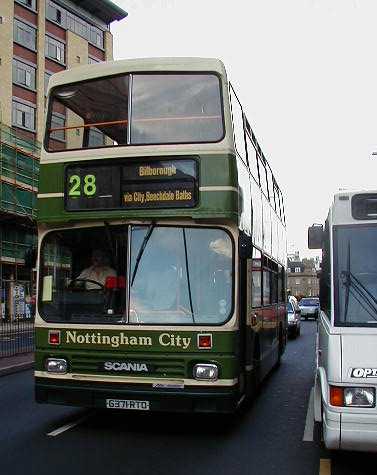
[77,249,116,290]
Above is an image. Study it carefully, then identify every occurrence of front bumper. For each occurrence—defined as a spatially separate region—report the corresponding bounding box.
[35,377,241,414]
[323,405,377,452]
[301,309,319,318]
[287,321,298,333]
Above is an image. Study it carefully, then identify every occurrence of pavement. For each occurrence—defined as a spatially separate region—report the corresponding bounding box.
[0,352,34,376]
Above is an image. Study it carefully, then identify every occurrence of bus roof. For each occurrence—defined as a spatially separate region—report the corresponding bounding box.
[48,57,228,91]
[329,189,377,225]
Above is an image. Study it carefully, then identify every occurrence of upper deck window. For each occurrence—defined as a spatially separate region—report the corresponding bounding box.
[45,73,224,152]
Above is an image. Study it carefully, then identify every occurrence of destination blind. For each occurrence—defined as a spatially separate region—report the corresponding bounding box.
[65,159,198,211]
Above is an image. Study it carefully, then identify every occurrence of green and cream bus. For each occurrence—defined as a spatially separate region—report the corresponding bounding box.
[35,58,287,413]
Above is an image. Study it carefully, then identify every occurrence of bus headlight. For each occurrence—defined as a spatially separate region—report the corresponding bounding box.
[344,387,375,407]
[45,358,68,374]
[193,363,218,381]
[330,386,375,407]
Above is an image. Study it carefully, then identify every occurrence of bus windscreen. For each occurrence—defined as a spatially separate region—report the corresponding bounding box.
[334,224,377,326]
[39,225,233,325]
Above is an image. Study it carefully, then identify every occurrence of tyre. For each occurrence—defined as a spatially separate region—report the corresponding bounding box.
[297,326,301,337]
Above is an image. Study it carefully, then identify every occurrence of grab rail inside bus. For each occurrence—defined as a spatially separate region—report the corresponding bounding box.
[48,115,222,133]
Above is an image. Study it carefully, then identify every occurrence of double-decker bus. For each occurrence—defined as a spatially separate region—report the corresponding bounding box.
[309,190,377,451]
[35,58,287,413]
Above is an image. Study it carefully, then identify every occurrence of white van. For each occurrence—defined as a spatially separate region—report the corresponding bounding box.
[309,190,377,452]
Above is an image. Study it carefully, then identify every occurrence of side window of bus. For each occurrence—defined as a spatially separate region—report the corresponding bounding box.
[229,85,248,166]
[266,166,275,210]
[263,258,271,306]
[320,219,331,318]
[279,190,286,225]
[251,248,262,308]
[270,268,278,304]
[245,133,260,185]
[258,157,269,199]
[278,266,286,303]
[274,183,282,220]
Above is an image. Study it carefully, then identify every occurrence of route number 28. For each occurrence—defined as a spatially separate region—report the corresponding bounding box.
[68,174,96,197]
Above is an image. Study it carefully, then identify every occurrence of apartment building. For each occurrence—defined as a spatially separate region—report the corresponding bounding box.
[0,0,127,319]
[287,258,320,299]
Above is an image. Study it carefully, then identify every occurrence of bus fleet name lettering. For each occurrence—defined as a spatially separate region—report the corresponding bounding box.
[65,331,191,349]
[124,190,192,205]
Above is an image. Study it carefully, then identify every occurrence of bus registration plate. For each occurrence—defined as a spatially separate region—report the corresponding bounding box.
[106,399,150,410]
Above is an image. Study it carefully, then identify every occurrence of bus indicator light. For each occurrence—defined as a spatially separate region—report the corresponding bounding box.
[49,330,61,345]
[330,386,344,407]
[198,334,212,349]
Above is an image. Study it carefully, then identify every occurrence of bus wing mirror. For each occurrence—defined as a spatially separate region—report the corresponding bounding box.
[239,232,252,259]
[24,247,37,270]
[308,224,323,249]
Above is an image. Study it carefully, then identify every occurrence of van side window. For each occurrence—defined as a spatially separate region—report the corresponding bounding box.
[320,219,331,319]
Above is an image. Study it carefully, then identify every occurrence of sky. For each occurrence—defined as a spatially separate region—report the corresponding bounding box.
[110,0,377,258]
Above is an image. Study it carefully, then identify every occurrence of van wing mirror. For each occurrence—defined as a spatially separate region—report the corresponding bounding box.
[308,224,323,249]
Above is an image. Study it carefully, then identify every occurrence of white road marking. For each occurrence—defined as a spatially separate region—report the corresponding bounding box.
[303,387,315,442]
[47,413,91,437]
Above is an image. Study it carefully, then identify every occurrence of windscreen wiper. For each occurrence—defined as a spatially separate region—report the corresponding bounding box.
[182,228,195,323]
[341,242,377,322]
[130,223,155,286]
[341,241,351,322]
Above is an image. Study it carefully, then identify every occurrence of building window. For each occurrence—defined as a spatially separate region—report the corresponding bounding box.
[12,101,35,131]
[46,1,65,25]
[14,19,36,50]
[295,267,301,273]
[47,3,104,49]
[90,26,103,48]
[45,36,65,63]
[13,59,36,90]
[44,72,52,96]
[74,17,88,37]
[50,113,65,141]
[295,279,300,285]
[16,0,37,10]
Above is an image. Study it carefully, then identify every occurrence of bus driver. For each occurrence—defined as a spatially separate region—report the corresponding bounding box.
[77,249,116,290]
